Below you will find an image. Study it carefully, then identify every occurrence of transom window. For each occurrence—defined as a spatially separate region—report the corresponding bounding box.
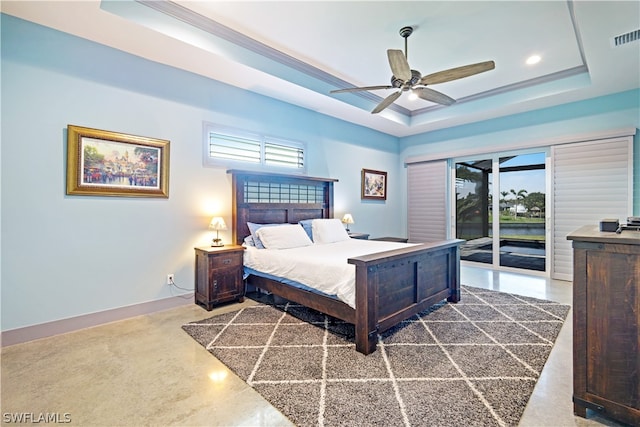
[203,123,305,171]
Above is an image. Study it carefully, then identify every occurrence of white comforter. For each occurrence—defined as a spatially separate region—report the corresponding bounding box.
[243,239,413,308]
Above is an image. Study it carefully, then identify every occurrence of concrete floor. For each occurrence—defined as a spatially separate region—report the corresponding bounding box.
[0,265,627,426]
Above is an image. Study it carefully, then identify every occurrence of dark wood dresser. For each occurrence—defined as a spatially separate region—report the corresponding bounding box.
[567,226,640,426]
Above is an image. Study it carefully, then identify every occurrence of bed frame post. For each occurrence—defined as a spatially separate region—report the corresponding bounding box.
[447,244,461,303]
[353,263,377,355]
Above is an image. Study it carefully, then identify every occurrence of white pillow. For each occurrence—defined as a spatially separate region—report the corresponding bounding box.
[312,218,350,244]
[255,224,313,249]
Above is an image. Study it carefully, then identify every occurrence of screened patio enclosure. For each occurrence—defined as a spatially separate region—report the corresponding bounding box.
[455,154,546,272]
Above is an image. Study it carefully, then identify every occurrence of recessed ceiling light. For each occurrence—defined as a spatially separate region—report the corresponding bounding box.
[526,55,541,65]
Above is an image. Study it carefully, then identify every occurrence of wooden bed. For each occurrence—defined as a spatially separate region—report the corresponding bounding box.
[229,169,462,355]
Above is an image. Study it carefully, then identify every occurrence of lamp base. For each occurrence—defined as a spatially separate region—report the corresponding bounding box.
[211,239,224,247]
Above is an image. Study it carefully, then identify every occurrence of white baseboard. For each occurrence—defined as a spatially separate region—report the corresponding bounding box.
[1,293,194,347]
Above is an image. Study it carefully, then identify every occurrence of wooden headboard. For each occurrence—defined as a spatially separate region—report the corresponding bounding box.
[228,170,338,245]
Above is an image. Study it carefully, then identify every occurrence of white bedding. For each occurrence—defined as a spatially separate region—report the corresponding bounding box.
[243,239,414,308]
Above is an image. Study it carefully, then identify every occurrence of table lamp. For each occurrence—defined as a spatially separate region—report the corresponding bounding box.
[341,213,354,232]
[209,216,227,247]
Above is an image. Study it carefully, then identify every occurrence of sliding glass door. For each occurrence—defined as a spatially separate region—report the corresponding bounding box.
[456,159,493,266]
[455,151,547,272]
[497,153,546,271]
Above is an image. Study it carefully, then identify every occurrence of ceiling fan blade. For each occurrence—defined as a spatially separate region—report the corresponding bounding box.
[420,60,495,85]
[371,91,402,114]
[416,88,456,106]
[330,85,393,94]
[387,49,411,81]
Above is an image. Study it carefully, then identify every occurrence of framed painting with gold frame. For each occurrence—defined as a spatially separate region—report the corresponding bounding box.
[361,168,387,200]
[66,125,169,198]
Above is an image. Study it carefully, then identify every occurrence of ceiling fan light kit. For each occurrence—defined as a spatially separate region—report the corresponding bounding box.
[331,26,496,114]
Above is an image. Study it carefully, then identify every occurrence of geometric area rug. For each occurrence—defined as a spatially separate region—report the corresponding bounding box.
[182,285,570,427]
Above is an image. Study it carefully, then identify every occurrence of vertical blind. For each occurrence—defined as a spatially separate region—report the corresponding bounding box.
[405,133,633,279]
[551,137,633,280]
[407,160,448,242]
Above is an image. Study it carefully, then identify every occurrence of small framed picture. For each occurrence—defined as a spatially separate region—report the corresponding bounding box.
[361,168,387,200]
[66,125,170,198]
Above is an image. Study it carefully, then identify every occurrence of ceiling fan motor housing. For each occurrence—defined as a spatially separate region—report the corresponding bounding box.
[391,70,422,90]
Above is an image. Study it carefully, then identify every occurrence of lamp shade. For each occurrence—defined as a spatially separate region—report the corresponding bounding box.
[341,214,354,225]
[209,216,227,231]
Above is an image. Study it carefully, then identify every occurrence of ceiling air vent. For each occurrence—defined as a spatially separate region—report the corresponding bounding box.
[611,29,640,47]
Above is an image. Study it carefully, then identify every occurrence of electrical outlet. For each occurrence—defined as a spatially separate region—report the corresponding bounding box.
[167,274,174,285]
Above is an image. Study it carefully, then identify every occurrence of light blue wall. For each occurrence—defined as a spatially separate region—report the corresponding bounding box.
[0,15,400,331]
[2,14,638,333]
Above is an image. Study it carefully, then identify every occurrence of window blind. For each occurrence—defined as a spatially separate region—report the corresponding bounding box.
[208,133,261,163]
[264,139,304,169]
[407,160,448,242]
[204,123,306,171]
[551,137,633,280]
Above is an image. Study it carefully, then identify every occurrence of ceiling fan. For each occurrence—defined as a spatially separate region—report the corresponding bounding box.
[330,26,495,114]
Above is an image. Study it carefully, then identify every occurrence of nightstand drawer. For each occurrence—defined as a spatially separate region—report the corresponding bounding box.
[210,253,242,269]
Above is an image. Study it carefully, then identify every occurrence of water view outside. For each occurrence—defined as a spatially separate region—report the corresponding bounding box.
[456,153,546,271]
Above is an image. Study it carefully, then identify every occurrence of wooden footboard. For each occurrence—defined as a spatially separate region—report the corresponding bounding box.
[349,239,463,354]
[246,239,462,355]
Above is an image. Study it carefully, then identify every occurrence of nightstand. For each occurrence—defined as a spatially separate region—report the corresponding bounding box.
[194,245,245,310]
[371,237,408,243]
[348,232,370,240]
